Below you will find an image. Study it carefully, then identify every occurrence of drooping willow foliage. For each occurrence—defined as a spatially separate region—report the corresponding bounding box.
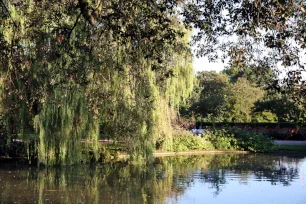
[34,85,101,165]
[0,0,194,165]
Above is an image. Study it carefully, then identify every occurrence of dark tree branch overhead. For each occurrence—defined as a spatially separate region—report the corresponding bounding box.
[181,0,306,99]
[67,12,82,40]
[78,0,96,26]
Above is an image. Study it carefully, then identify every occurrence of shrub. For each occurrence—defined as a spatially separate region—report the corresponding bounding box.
[160,127,274,153]
[172,129,214,152]
[203,129,238,150]
[203,128,274,153]
[235,128,273,152]
[224,128,273,152]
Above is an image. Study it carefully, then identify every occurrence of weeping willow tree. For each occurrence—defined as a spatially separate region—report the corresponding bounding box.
[88,19,194,163]
[0,0,193,165]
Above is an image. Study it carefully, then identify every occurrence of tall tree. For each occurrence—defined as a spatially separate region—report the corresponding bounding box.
[194,71,230,123]
[0,0,194,165]
[223,64,277,87]
[227,77,264,122]
[253,94,306,123]
[187,72,264,123]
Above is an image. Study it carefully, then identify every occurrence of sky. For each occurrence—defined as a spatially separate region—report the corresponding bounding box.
[191,28,227,73]
[193,54,306,80]
[192,56,226,73]
[191,31,228,73]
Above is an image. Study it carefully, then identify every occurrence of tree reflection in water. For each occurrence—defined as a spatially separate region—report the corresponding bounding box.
[0,153,305,203]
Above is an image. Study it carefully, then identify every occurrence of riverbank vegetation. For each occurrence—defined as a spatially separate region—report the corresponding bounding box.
[164,127,273,153]
[1,0,306,165]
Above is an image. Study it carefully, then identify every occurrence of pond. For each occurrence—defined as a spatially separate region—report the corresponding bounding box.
[1,153,306,204]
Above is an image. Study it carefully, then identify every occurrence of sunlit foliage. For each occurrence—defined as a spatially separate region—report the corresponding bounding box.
[0,0,194,165]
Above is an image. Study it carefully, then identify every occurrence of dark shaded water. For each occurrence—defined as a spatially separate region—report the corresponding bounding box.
[0,153,306,204]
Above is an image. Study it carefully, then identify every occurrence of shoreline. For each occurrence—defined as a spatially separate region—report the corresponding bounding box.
[116,150,250,160]
[2,142,306,162]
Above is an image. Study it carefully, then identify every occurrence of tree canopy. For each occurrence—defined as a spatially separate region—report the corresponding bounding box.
[1,0,306,165]
[186,71,264,123]
[0,0,194,165]
[184,0,306,99]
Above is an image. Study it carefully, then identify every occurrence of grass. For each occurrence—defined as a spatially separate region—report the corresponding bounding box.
[273,144,306,152]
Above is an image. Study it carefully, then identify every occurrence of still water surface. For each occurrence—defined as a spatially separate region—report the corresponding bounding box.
[1,153,306,204]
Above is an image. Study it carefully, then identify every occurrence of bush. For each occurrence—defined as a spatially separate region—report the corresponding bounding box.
[160,127,274,153]
[0,140,27,157]
[204,129,238,150]
[227,128,273,152]
[172,129,214,152]
[203,128,274,153]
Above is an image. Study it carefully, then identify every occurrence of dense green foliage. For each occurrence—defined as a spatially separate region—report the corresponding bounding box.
[166,128,274,153]
[185,0,306,98]
[253,95,306,123]
[171,128,214,152]
[1,0,305,165]
[184,71,265,123]
[182,0,306,124]
[183,68,306,126]
[206,128,273,153]
[0,0,194,165]
[192,72,231,122]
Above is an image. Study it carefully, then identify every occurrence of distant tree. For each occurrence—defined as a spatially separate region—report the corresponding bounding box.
[252,111,278,123]
[223,64,277,87]
[253,95,306,124]
[227,78,264,122]
[188,71,264,124]
[193,71,230,124]
[183,0,306,100]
